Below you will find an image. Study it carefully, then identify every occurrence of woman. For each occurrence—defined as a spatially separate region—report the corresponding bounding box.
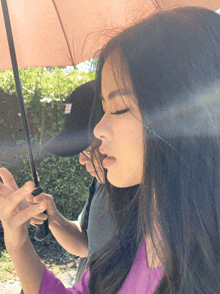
[1,6,220,294]
[89,6,220,293]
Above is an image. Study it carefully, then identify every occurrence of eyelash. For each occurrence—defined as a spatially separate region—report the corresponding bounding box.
[111,108,129,115]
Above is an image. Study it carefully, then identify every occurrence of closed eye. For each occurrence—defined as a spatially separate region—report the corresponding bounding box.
[111,108,129,115]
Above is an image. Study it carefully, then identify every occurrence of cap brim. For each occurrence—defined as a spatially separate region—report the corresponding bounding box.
[41,128,93,157]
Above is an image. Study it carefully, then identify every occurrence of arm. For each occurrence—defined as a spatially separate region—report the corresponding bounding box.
[7,230,90,294]
[49,210,88,257]
[30,150,104,258]
[6,236,44,294]
[0,167,46,294]
[30,193,88,258]
[0,168,89,294]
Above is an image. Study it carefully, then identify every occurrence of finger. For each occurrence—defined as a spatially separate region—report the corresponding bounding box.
[0,182,15,197]
[26,191,48,205]
[30,213,48,226]
[30,219,44,226]
[32,193,46,203]
[33,212,48,221]
[0,167,19,191]
[26,191,35,202]
[15,202,47,227]
[6,181,35,211]
[33,193,52,204]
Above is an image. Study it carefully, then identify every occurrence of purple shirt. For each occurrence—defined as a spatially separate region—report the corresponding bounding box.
[23,240,163,293]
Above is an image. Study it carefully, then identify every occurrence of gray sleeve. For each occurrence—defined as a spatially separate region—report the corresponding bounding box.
[77,178,97,230]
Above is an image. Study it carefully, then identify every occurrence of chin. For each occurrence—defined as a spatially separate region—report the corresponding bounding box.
[107,171,141,188]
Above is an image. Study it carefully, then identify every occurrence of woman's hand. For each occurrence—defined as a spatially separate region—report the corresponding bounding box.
[0,167,29,210]
[0,167,47,249]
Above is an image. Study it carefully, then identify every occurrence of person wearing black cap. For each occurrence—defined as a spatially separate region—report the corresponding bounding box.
[33,81,116,284]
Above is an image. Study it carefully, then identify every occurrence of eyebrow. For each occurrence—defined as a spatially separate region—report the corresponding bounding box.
[100,89,132,101]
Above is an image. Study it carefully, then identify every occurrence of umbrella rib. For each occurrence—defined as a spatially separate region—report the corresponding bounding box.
[52,0,75,67]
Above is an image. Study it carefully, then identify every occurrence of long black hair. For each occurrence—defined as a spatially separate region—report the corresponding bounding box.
[89,6,220,293]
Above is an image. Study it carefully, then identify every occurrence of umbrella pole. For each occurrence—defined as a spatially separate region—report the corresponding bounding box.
[1,0,48,241]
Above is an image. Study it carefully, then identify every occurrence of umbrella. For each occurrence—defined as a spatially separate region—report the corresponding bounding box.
[0,0,219,70]
[0,0,219,241]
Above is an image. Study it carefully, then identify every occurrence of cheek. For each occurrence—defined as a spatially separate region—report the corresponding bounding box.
[109,118,144,187]
[117,118,144,156]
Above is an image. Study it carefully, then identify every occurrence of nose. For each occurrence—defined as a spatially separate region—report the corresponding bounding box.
[79,152,90,165]
[93,113,111,141]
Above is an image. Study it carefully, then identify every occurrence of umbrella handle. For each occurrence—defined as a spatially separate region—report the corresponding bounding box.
[32,186,49,241]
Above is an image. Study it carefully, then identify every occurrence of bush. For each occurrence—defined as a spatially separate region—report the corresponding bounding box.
[0,67,95,243]
[0,67,95,141]
[0,66,95,219]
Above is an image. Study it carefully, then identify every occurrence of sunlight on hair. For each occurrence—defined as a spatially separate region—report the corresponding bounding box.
[146,82,220,138]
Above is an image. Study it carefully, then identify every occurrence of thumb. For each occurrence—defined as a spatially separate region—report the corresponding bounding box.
[0,167,19,191]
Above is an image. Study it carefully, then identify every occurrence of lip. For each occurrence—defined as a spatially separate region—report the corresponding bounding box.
[99,147,114,158]
[102,156,117,168]
[99,147,117,168]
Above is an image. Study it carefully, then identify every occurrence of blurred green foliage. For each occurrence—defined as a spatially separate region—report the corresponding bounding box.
[0,67,95,141]
[0,67,95,228]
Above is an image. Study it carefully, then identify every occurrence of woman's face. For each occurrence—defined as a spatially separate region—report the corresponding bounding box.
[93,57,144,188]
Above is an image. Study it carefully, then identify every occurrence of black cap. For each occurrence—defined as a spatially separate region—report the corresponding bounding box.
[43,81,96,157]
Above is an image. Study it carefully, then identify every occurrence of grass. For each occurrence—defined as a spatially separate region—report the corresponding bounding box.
[0,250,16,282]
[0,227,79,282]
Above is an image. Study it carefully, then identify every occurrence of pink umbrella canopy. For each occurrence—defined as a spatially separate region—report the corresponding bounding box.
[0,0,219,70]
